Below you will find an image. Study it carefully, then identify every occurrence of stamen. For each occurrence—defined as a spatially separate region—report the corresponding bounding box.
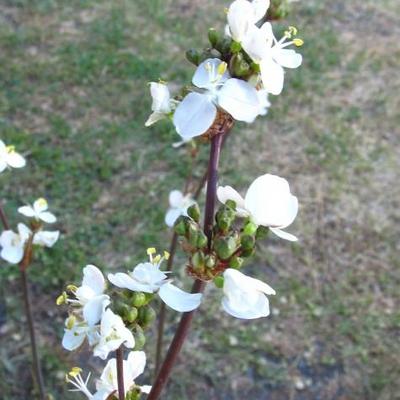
[66,315,76,329]
[293,38,304,47]
[217,62,227,76]
[164,251,170,260]
[6,145,15,154]
[56,291,68,305]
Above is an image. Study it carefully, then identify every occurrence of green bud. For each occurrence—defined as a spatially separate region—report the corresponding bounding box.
[125,307,138,323]
[225,200,237,210]
[205,254,217,269]
[214,236,237,260]
[186,49,201,65]
[229,256,244,269]
[188,221,199,247]
[230,53,251,77]
[134,325,146,350]
[243,221,258,236]
[215,37,232,56]
[138,306,156,327]
[174,215,188,236]
[256,226,270,240]
[241,234,255,250]
[241,247,255,258]
[216,206,236,232]
[187,203,200,223]
[208,28,220,47]
[230,41,242,53]
[214,276,224,288]
[191,251,205,270]
[196,231,208,249]
[132,292,147,308]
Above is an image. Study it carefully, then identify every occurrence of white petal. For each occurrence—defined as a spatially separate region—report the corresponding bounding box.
[82,265,106,295]
[108,272,155,293]
[227,0,254,42]
[270,227,298,242]
[165,208,182,228]
[242,24,271,63]
[173,93,217,140]
[6,152,26,168]
[216,185,248,217]
[17,205,36,218]
[158,282,202,312]
[192,59,230,90]
[149,82,171,113]
[83,296,110,326]
[39,211,57,224]
[169,190,184,208]
[140,385,152,394]
[0,160,7,173]
[62,328,86,351]
[126,351,146,381]
[33,198,48,213]
[218,79,260,123]
[33,230,60,247]
[17,223,32,242]
[251,0,271,22]
[260,57,284,95]
[222,292,270,319]
[0,243,24,264]
[145,112,166,127]
[272,48,302,69]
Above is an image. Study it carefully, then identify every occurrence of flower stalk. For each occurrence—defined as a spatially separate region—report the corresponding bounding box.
[116,346,125,400]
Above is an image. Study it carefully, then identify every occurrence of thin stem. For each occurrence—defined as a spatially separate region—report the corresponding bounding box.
[116,347,125,400]
[0,203,46,399]
[148,131,225,400]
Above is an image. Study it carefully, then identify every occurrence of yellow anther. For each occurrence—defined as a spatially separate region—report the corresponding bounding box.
[37,198,48,208]
[147,247,156,255]
[289,26,298,36]
[164,251,170,260]
[56,291,67,305]
[6,145,15,153]
[67,284,78,293]
[217,62,228,76]
[153,255,161,264]
[68,367,82,378]
[293,38,304,47]
[66,315,76,329]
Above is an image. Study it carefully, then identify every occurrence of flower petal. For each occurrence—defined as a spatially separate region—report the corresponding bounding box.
[145,112,166,127]
[108,272,155,293]
[192,59,230,89]
[216,185,248,216]
[173,93,217,140]
[82,265,106,295]
[33,230,60,247]
[126,351,146,381]
[149,82,171,113]
[169,190,184,208]
[270,227,298,242]
[260,57,284,95]
[6,152,26,168]
[165,208,182,228]
[218,78,260,123]
[158,282,202,312]
[39,211,57,224]
[83,295,110,326]
[17,205,36,218]
[272,48,302,69]
[62,328,86,351]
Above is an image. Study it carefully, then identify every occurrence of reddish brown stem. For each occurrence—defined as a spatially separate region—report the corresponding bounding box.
[116,347,125,400]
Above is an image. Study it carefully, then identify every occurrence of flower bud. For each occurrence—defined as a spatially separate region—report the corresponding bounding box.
[241,234,255,250]
[229,256,244,269]
[243,221,258,236]
[214,276,224,288]
[216,206,236,232]
[125,307,138,323]
[208,28,220,48]
[188,221,200,247]
[138,305,156,327]
[241,247,255,258]
[225,200,237,210]
[187,203,200,223]
[191,251,205,270]
[196,231,208,249]
[205,254,217,269]
[132,292,147,308]
[256,226,270,240]
[215,37,232,56]
[214,236,237,260]
[133,325,146,350]
[174,215,188,236]
[186,49,201,65]
[230,53,251,77]
[230,41,242,53]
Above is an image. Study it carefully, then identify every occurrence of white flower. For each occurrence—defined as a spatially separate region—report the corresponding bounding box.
[242,23,303,95]
[0,223,59,264]
[217,173,298,241]
[165,190,195,227]
[257,89,271,116]
[173,58,260,140]
[66,367,94,399]
[145,82,175,126]
[71,265,111,327]
[62,316,100,352]
[226,0,270,43]
[93,309,135,360]
[93,351,151,399]
[222,268,276,319]
[108,249,202,312]
[0,140,26,173]
[18,198,57,224]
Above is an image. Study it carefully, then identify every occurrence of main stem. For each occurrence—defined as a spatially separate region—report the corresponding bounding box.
[148,132,224,400]
[0,203,45,399]
[116,347,125,400]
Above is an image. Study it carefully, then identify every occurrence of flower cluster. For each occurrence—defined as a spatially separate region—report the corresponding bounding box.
[146,0,303,142]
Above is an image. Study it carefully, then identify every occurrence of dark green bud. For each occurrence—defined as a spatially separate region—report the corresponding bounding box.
[138,306,156,327]
[230,53,251,77]
[244,221,258,236]
[196,231,208,249]
[186,49,201,65]
[215,37,232,56]
[241,247,255,258]
[132,292,147,308]
[174,215,188,236]
[251,62,261,73]
[188,221,199,247]
[256,226,269,240]
[208,28,220,48]
[125,307,138,323]
[216,206,236,232]
[230,40,242,53]
[214,276,224,289]
[205,254,217,269]
[225,200,237,210]
[241,234,255,250]
[187,203,200,223]
[192,251,205,270]
[229,256,244,269]
[126,389,141,400]
[134,326,146,350]
[144,292,154,304]
[214,236,237,260]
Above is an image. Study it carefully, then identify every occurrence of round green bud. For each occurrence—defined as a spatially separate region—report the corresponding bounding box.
[230,41,242,53]
[229,256,244,269]
[225,200,237,210]
[205,254,217,269]
[241,234,255,250]
[186,49,201,65]
[244,221,258,236]
[214,236,237,260]
[134,326,146,350]
[256,226,270,240]
[174,215,188,236]
[215,37,232,56]
[214,276,224,289]
[187,203,201,223]
[192,251,205,270]
[241,247,255,258]
[132,292,147,308]
[208,28,220,48]
[125,307,138,323]
[230,53,251,77]
[196,231,208,249]
[188,221,199,247]
[138,305,156,327]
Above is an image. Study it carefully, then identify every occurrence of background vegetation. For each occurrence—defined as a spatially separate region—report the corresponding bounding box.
[0,0,399,399]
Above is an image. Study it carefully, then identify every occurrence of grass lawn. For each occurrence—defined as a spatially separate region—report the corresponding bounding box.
[0,0,399,399]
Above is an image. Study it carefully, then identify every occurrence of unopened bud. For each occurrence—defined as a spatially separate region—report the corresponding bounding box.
[196,231,208,249]
[243,221,258,236]
[126,307,138,323]
[230,53,251,77]
[215,37,232,56]
[229,256,244,269]
[187,203,200,223]
[214,276,224,288]
[214,236,237,260]
[132,292,147,308]
[225,200,237,210]
[192,251,205,270]
[186,49,201,65]
[134,326,146,350]
[241,247,255,258]
[230,41,242,53]
[241,234,255,250]
[256,226,269,240]
[188,221,199,247]
[138,306,156,327]
[174,215,188,236]
[205,254,217,269]
[208,28,220,48]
